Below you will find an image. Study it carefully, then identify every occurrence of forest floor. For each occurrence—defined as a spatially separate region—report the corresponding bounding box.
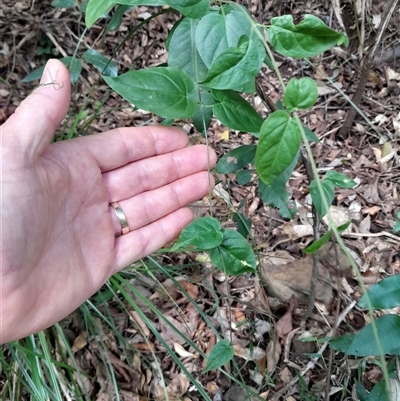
[1,0,400,400]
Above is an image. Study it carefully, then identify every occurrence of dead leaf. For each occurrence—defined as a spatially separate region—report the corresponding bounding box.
[167,373,190,397]
[279,366,293,384]
[72,332,87,353]
[266,338,281,374]
[260,254,333,304]
[173,343,197,359]
[275,296,295,339]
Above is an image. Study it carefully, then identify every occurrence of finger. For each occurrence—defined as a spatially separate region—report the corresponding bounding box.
[2,59,71,162]
[109,171,214,235]
[71,126,190,172]
[103,145,217,201]
[113,207,194,271]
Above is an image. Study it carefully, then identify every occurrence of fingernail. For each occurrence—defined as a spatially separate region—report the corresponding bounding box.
[40,59,60,85]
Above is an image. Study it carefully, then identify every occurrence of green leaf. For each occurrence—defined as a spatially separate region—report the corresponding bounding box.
[337,220,351,232]
[368,381,387,401]
[83,49,118,77]
[116,0,166,4]
[355,381,369,401]
[304,230,332,254]
[268,14,348,58]
[359,276,400,310]
[171,217,223,251]
[106,4,132,32]
[325,170,357,188]
[202,38,248,83]
[165,0,209,19]
[331,315,400,356]
[212,90,263,134]
[51,0,76,8]
[22,57,82,84]
[284,77,318,112]
[236,169,252,185]
[208,229,256,276]
[61,57,82,84]
[233,212,251,238]
[303,126,320,142]
[85,0,115,28]
[256,110,301,185]
[168,17,212,130]
[309,179,335,218]
[191,86,215,132]
[216,145,256,174]
[195,10,265,92]
[201,35,265,92]
[203,339,234,373]
[103,67,198,119]
[21,65,46,83]
[258,152,298,219]
[168,17,208,82]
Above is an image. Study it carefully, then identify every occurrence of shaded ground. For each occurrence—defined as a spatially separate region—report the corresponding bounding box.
[1,0,400,400]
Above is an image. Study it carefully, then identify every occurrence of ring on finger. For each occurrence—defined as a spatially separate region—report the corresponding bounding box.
[110,201,129,236]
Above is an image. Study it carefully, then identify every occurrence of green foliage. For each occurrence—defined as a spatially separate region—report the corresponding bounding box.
[103,67,198,119]
[83,49,118,77]
[331,314,400,356]
[325,170,357,188]
[215,145,256,174]
[268,14,349,58]
[359,275,400,310]
[85,0,115,28]
[212,90,263,133]
[309,179,334,218]
[51,0,76,8]
[304,231,332,254]
[394,211,400,232]
[172,218,255,276]
[256,110,301,185]
[309,171,356,218]
[258,153,298,219]
[233,212,251,238]
[171,217,223,251]
[284,77,318,112]
[22,57,82,84]
[165,0,209,19]
[208,229,256,275]
[203,339,234,373]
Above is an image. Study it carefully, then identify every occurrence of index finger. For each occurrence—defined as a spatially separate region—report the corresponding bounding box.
[67,126,190,172]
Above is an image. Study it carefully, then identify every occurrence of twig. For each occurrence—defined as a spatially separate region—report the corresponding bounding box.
[300,147,321,325]
[271,301,357,400]
[45,31,68,58]
[339,0,400,137]
[324,242,342,401]
[330,0,346,33]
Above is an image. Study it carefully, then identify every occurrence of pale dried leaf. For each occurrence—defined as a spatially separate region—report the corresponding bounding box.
[71,333,87,354]
[266,339,281,374]
[275,296,295,339]
[173,343,197,359]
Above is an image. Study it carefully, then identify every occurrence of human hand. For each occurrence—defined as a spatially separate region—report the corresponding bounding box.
[0,59,216,343]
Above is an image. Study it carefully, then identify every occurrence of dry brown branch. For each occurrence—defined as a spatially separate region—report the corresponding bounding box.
[339,0,399,138]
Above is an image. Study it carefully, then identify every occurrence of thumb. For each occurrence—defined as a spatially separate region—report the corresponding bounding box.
[2,59,71,162]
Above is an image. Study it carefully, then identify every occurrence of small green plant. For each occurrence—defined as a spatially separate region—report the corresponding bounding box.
[22,1,394,399]
[331,275,400,400]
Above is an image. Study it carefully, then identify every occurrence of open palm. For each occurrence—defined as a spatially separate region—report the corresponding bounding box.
[0,60,216,343]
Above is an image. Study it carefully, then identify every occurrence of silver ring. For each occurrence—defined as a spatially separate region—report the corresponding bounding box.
[110,202,129,236]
